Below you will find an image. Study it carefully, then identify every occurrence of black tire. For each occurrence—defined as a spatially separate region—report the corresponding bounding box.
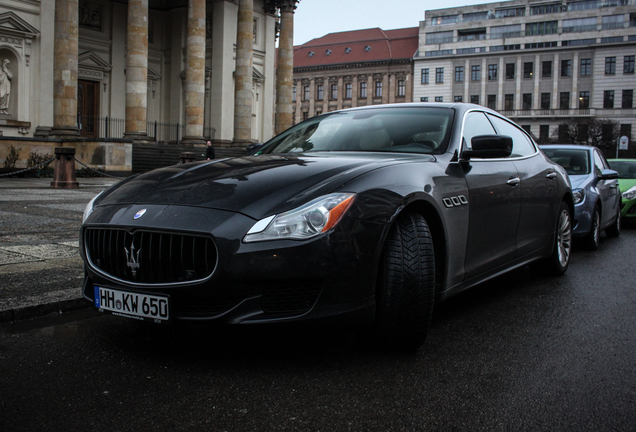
[584,207,601,250]
[371,212,436,351]
[533,201,572,276]
[606,206,621,238]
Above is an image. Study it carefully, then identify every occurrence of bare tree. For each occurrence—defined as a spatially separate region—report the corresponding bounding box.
[552,118,621,157]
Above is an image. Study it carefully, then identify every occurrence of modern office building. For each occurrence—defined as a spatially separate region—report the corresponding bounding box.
[292,27,418,123]
[413,0,636,147]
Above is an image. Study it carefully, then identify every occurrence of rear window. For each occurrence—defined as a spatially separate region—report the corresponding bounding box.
[259,108,455,155]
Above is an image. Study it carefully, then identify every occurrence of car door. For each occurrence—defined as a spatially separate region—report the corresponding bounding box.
[486,114,557,256]
[593,149,619,227]
[461,111,522,279]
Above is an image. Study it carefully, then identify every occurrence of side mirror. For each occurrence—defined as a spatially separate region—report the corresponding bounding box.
[246,143,264,155]
[462,135,513,159]
[599,169,619,180]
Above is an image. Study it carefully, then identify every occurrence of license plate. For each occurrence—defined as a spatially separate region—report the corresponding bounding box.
[94,286,170,323]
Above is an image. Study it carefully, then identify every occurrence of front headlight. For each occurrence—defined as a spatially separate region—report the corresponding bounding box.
[82,191,103,224]
[244,193,356,243]
[573,188,585,205]
[623,186,636,201]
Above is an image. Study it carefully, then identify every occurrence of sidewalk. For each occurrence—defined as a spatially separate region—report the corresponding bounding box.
[0,177,118,322]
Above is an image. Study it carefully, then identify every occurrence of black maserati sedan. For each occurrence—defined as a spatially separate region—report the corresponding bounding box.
[80,103,573,350]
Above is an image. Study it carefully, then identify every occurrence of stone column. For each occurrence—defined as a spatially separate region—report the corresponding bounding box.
[336,76,343,110]
[382,73,389,104]
[309,78,315,116]
[389,74,396,104]
[182,0,207,144]
[233,0,254,146]
[51,0,80,138]
[124,0,149,140]
[352,75,358,106]
[275,1,297,134]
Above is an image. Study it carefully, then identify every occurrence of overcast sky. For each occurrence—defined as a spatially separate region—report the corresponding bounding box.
[293,0,501,46]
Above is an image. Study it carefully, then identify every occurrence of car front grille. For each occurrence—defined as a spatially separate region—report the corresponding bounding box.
[84,228,216,285]
[262,279,323,313]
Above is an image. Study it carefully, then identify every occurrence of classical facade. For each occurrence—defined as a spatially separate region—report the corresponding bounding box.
[414,0,636,147]
[292,27,418,123]
[0,0,299,169]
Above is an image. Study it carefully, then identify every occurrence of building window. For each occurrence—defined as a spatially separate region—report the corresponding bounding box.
[506,63,515,79]
[292,86,297,102]
[560,92,570,110]
[602,14,625,30]
[605,57,616,75]
[427,31,454,44]
[524,62,534,78]
[579,91,590,109]
[454,95,463,102]
[604,90,615,108]
[397,80,405,97]
[435,96,443,102]
[580,58,592,76]
[436,68,444,83]
[360,82,367,98]
[421,97,429,102]
[302,111,309,121]
[526,21,558,35]
[623,89,634,108]
[471,65,480,81]
[488,94,497,109]
[471,95,479,104]
[421,68,430,84]
[491,24,522,38]
[562,17,597,33]
[621,123,632,140]
[523,93,532,110]
[505,94,514,110]
[542,61,552,78]
[316,85,324,101]
[304,85,310,101]
[488,64,497,80]
[375,81,383,98]
[431,15,459,25]
[330,84,337,100]
[315,110,322,116]
[540,125,550,142]
[624,56,635,74]
[455,66,464,82]
[541,93,551,109]
[522,125,532,135]
[561,60,572,77]
[345,83,352,99]
[531,3,562,14]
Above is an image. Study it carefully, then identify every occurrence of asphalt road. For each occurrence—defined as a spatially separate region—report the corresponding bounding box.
[1,227,635,432]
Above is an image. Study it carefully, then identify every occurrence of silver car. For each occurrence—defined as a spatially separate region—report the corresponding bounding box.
[541,145,621,249]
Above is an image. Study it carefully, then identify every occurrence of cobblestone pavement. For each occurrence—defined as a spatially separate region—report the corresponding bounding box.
[0,178,118,321]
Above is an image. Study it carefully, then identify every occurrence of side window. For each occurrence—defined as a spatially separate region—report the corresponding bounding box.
[462,111,496,150]
[593,150,607,175]
[486,114,536,157]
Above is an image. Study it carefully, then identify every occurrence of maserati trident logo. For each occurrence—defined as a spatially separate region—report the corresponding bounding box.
[134,209,147,220]
[124,241,141,277]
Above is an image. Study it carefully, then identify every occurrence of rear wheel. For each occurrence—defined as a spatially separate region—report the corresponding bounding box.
[584,207,601,250]
[371,212,436,351]
[606,206,621,238]
[533,201,571,276]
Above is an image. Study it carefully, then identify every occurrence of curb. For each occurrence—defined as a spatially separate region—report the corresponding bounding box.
[0,298,90,324]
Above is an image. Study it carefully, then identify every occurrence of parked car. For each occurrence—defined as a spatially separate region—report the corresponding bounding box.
[607,158,636,222]
[541,145,621,249]
[81,103,573,351]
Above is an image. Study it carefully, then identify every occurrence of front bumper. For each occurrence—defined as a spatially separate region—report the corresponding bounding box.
[620,198,636,219]
[81,204,385,325]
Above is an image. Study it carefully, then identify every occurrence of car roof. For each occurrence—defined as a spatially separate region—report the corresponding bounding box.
[540,144,596,151]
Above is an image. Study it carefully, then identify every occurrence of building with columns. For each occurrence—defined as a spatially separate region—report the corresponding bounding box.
[0,0,299,171]
[414,0,636,147]
[292,27,418,123]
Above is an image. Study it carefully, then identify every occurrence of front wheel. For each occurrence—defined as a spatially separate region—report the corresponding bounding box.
[370,212,436,351]
[605,206,621,238]
[584,207,601,250]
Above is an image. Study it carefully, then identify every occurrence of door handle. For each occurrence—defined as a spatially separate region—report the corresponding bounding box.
[507,177,520,186]
[546,172,557,179]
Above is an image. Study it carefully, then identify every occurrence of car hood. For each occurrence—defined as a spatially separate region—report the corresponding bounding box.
[618,178,636,193]
[569,174,592,190]
[96,152,434,219]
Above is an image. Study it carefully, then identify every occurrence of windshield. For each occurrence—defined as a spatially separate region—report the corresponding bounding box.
[542,148,591,175]
[608,160,636,179]
[258,107,454,155]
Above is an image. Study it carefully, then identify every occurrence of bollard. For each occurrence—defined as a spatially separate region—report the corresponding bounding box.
[179,151,197,164]
[50,147,79,189]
